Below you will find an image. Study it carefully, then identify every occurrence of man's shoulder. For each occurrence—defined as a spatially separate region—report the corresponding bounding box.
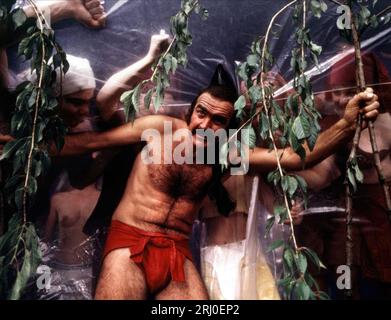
[137,115,187,131]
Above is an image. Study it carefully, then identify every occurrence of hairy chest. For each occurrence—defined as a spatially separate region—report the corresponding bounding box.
[148,163,214,200]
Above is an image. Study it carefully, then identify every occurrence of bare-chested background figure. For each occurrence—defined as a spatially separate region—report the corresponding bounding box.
[43,173,101,300]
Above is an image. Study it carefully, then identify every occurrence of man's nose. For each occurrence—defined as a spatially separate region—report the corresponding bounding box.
[199,117,212,129]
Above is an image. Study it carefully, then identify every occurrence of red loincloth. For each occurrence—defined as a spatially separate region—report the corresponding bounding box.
[102,220,193,294]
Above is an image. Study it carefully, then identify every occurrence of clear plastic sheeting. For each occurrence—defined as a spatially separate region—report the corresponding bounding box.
[8,1,391,104]
[4,0,391,300]
[36,236,98,300]
[198,176,281,300]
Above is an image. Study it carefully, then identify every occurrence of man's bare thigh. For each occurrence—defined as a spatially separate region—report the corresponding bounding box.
[95,247,147,300]
[155,259,209,300]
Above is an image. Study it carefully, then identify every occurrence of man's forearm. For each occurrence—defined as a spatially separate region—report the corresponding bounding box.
[281,118,354,170]
[50,131,101,157]
[249,118,355,173]
[50,117,150,157]
[96,55,155,122]
[23,1,73,24]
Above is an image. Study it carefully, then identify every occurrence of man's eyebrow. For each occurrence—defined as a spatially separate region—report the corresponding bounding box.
[196,104,208,112]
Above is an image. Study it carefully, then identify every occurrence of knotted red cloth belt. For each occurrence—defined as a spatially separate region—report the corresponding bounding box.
[103,220,193,293]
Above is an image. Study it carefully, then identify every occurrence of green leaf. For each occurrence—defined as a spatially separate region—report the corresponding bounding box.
[259,113,270,141]
[359,5,371,21]
[53,52,63,69]
[153,85,164,112]
[267,239,284,253]
[26,225,42,268]
[181,0,193,14]
[310,41,322,56]
[234,95,246,117]
[274,205,287,221]
[27,176,37,196]
[242,125,256,149]
[11,9,27,30]
[120,90,136,122]
[347,167,357,192]
[281,176,289,193]
[9,249,32,300]
[171,56,178,74]
[144,89,153,110]
[265,216,275,235]
[27,89,37,109]
[246,54,258,67]
[131,84,142,112]
[219,142,229,171]
[292,116,310,140]
[318,291,330,300]
[0,139,24,161]
[283,247,295,272]
[163,54,172,74]
[287,176,299,197]
[295,280,311,300]
[301,247,326,270]
[296,252,308,274]
[248,85,262,103]
[353,163,364,184]
[295,174,308,194]
[369,15,379,28]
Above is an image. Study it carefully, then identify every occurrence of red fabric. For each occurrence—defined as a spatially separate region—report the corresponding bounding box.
[103,220,193,293]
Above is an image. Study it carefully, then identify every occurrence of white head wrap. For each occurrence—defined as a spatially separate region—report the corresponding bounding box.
[24,54,96,96]
[55,55,96,96]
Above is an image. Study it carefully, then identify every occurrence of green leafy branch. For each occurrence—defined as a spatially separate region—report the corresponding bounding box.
[120,0,208,122]
[0,0,68,299]
[234,0,329,300]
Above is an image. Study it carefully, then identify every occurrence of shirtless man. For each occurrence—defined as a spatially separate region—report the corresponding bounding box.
[45,71,379,299]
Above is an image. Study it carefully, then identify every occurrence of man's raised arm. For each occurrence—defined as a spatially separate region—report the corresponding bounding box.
[248,88,380,173]
[96,34,171,123]
[23,0,106,28]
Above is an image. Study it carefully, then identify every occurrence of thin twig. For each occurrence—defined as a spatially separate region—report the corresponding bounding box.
[376,5,391,19]
[23,0,46,224]
[228,0,297,145]
[259,0,299,251]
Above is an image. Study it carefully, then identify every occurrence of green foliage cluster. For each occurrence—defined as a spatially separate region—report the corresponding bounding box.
[0,0,68,299]
[120,0,208,122]
[234,0,329,300]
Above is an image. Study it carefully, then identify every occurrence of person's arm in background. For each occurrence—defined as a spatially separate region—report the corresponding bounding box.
[50,114,181,157]
[0,0,106,49]
[23,0,106,28]
[295,155,341,192]
[248,88,379,173]
[96,34,171,123]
